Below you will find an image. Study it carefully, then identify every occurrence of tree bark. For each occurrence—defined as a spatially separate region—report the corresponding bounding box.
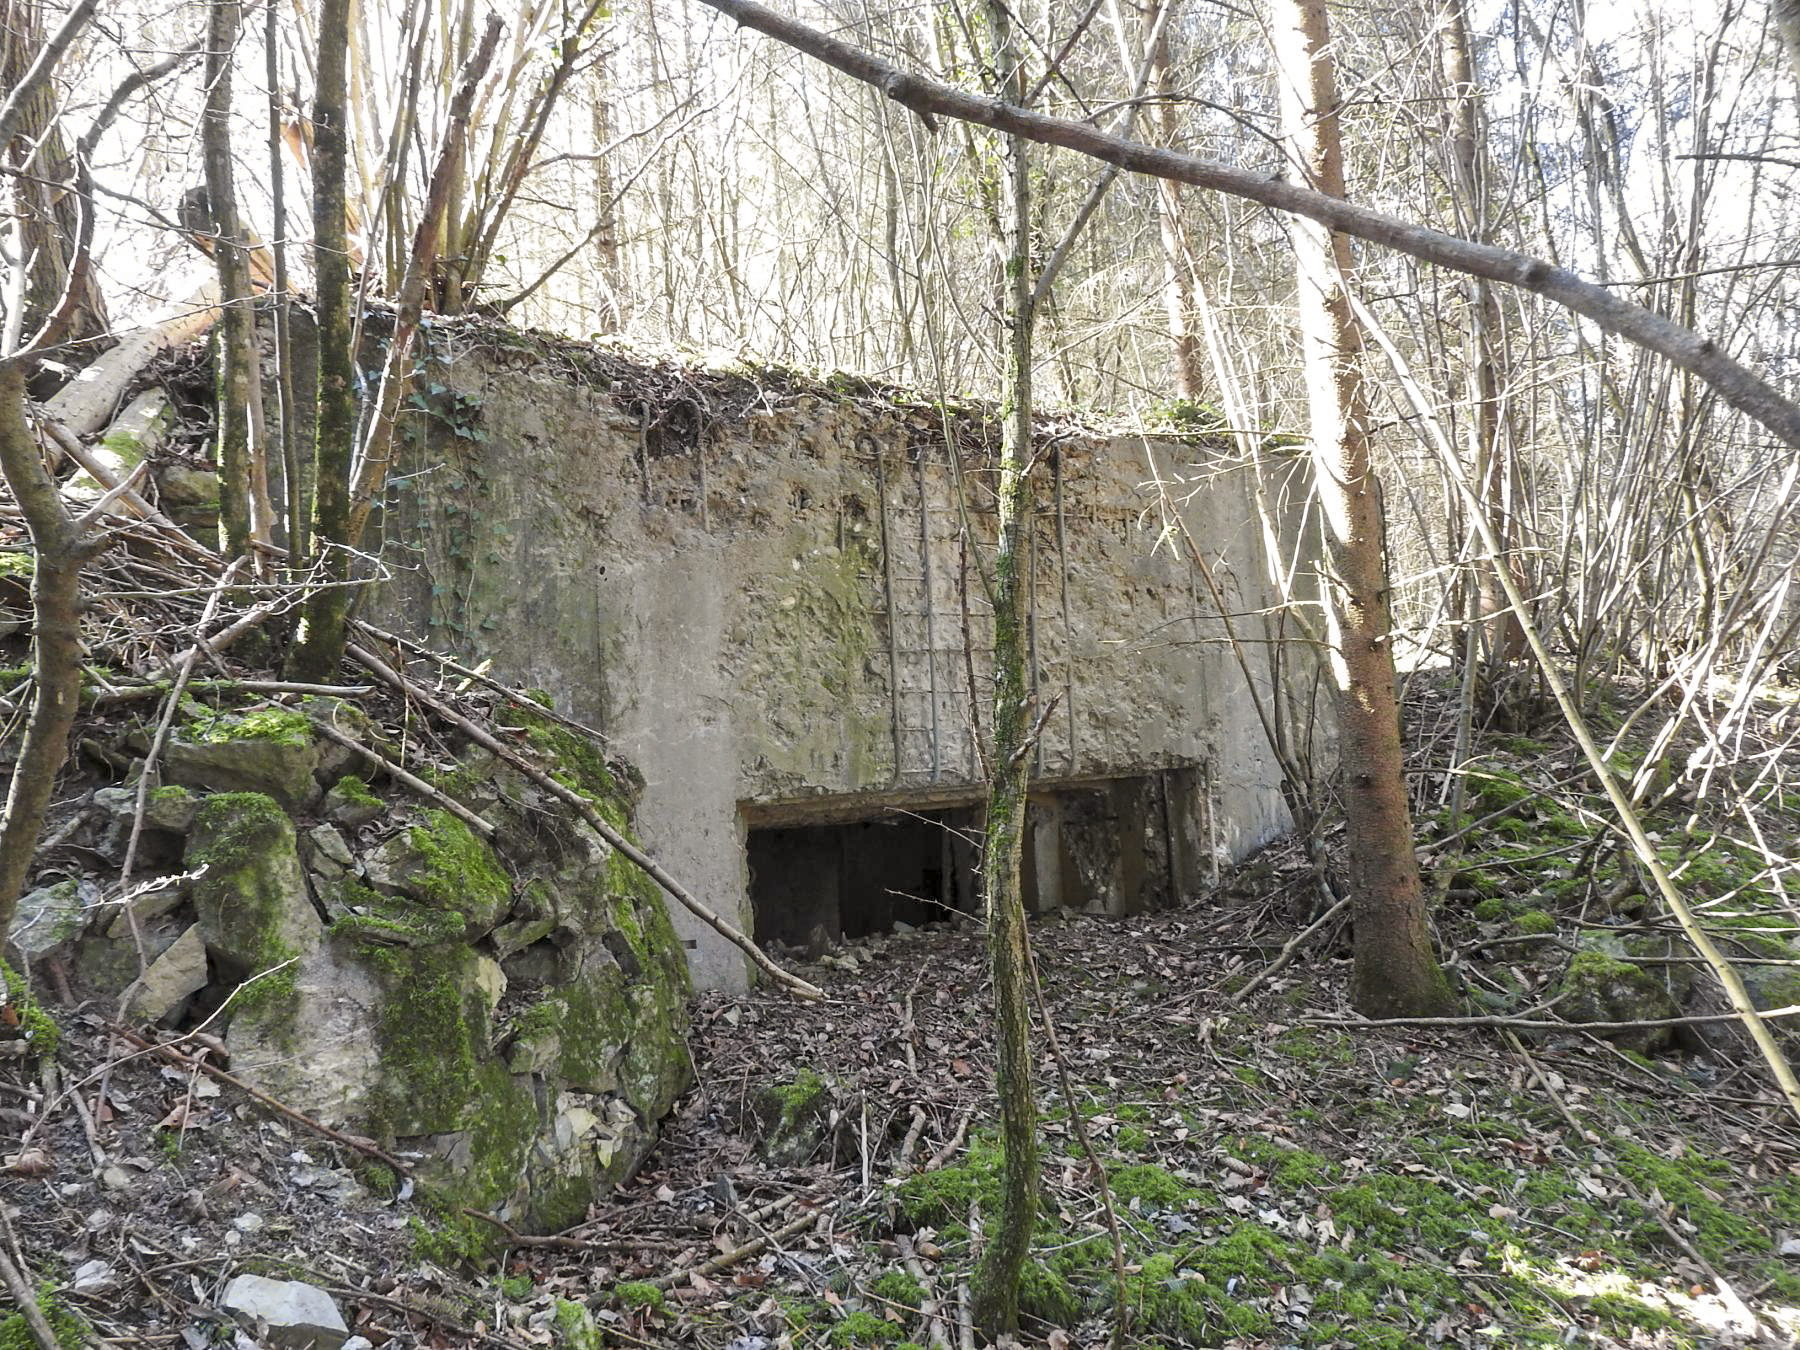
[1436,0,1526,672]
[200,0,265,557]
[0,364,101,930]
[1272,0,1453,1017]
[693,0,1800,454]
[0,0,109,350]
[970,0,1037,1333]
[285,0,357,680]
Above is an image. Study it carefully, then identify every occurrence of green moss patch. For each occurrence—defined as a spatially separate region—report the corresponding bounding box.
[1,960,59,1060]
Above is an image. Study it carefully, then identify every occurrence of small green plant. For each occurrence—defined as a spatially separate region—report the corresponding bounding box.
[831,1309,899,1346]
[869,1269,924,1309]
[0,1285,88,1350]
[612,1281,667,1313]
[407,1212,493,1267]
[1,960,59,1060]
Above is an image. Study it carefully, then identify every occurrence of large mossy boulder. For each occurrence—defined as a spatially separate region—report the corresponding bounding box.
[162,708,322,811]
[187,792,324,982]
[1557,936,1682,1053]
[60,694,690,1235]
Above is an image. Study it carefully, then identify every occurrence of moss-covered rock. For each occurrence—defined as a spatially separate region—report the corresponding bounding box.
[143,707,692,1240]
[164,709,323,810]
[6,878,92,961]
[186,793,321,987]
[754,1068,835,1166]
[1557,937,1681,1052]
[362,810,513,935]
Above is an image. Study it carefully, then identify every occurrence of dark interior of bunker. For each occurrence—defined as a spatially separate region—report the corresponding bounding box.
[747,769,1214,948]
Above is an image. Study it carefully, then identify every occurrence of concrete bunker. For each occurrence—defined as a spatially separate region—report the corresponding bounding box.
[746,767,1217,946]
[373,335,1321,988]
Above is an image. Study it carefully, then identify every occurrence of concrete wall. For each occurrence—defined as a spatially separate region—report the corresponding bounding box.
[373,335,1319,989]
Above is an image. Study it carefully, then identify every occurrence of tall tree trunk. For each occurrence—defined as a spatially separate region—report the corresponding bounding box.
[1437,0,1526,673]
[1,0,109,353]
[200,0,265,558]
[589,51,623,333]
[286,0,356,679]
[970,0,1038,1335]
[1272,0,1454,1017]
[1147,9,1203,402]
[265,0,303,565]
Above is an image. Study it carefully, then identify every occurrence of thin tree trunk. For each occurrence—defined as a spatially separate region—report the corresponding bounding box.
[589,50,623,332]
[970,0,1037,1335]
[0,0,109,350]
[201,0,264,557]
[266,0,303,564]
[1272,0,1453,1017]
[1437,0,1526,673]
[286,0,356,680]
[1146,7,1202,402]
[0,365,100,928]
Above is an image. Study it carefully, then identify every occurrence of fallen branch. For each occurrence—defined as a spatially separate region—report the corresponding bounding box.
[646,1208,821,1291]
[346,639,825,1001]
[1503,1030,1766,1339]
[0,1245,58,1350]
[356,620,613,745]
[109,1025,413,1173]
[1229,894,1350,1007]
[307,717,495,838]
[92,680,375,705]
[925,1108,972,1172]
[896,1104,928,1170]
[1301,1004,1800,1031]
[898,1234,952,1350]
[326,1286,533,1350]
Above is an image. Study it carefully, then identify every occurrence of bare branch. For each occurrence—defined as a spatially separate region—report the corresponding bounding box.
[695,0,1800,450]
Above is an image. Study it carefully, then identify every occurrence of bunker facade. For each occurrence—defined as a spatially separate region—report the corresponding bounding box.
[376,337,1316,989]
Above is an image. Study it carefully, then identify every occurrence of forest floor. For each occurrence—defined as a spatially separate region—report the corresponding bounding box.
[6,679,1800,1350]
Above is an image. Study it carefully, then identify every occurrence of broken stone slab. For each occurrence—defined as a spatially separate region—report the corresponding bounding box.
[321,776,384,828]
[491,913,556,958]
[164,725,322,813]
[124,924,209,1024]
[7,878,97,961]
[70,910,187,1000]
[187,793,323,982]
[93,784,202,834]
[228,947,384,1127]
[306,824,355,870]
[70,1259,120,1296]
[219,1274,349,1350]
[104,879,189,937]
[303,699,385,785]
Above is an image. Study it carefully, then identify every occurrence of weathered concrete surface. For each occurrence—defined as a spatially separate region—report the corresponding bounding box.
[374,336,1321,989]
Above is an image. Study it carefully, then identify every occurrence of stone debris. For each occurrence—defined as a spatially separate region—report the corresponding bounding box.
[219,1274,349,1350]
[124,923,209,1023]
